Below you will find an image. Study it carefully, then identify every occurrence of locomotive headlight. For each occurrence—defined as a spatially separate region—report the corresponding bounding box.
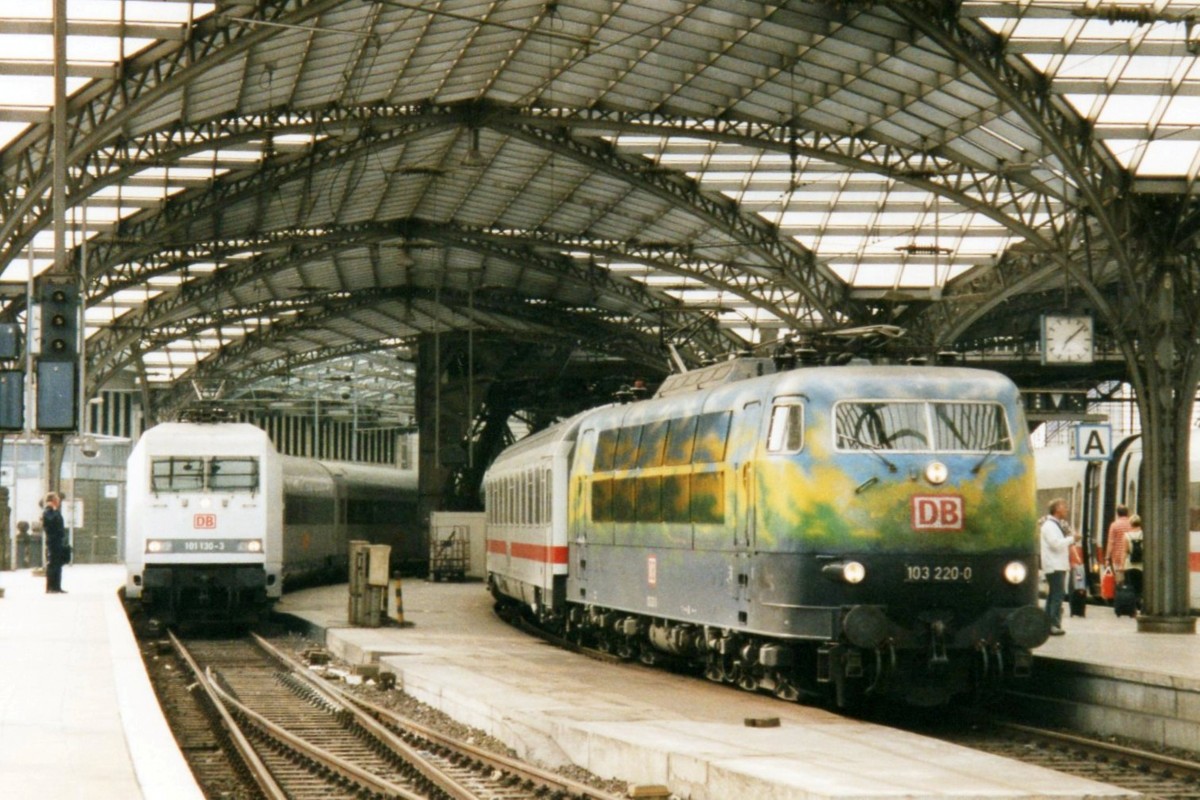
[146,540,166,553]
[823,561,867,584]
[244,539,263,553]
[1003,560,1028,585]
[924,461,949,485]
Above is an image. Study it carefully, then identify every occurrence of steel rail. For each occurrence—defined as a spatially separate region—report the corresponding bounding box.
[252,632,628,800]
[166,630,288,800]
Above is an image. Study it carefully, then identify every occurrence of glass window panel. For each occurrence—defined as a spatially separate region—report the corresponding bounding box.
[767,404,804,452]
[635,420,669,468]
[662,473,691,522]
[150,457,203,492]
[595,428,619,471]
[636,475,662,521]
[592,478,614,522]
[614,426,642,470]
[612,477,637,522]
[693,411,732,463]
[835,401,929,451]
[691,471,725,523]
[664,417,698,466]
[931,402,1012,452]
[208,457,259,492]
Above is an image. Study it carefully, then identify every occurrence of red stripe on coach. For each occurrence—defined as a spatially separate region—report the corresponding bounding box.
[509,543,569,564]
[1190,552,1200,572]
[487,539,508,555]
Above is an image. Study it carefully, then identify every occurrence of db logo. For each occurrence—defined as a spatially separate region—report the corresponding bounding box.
[193,513,217,530]
[911,496,964,531]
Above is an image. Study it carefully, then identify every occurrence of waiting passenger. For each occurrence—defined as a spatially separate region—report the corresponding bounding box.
[1124,514,1144,600]
[1105,504,1133,586]
[1040,498,1078,635]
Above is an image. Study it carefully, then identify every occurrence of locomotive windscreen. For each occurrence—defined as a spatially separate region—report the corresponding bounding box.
[834,401,1012,453]
[150,456,261,493]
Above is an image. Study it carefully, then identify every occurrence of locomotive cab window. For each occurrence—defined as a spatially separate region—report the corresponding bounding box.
[834,401,1012,453]
[767,402,804,452]
[151,456,259,493]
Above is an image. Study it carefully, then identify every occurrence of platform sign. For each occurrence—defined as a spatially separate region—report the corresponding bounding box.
[1071,423,1112,461]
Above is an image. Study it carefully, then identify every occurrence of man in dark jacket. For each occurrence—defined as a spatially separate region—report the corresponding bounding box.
[43,492,68,594]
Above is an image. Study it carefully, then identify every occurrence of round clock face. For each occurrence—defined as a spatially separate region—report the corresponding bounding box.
[1042,315,1094,364]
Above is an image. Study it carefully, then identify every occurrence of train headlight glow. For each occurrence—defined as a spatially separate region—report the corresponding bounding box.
[924,461,949,485]
[1003,561,1028,584]
[146,540,166,553]
[824,561,867,584]
[243,540,263,553]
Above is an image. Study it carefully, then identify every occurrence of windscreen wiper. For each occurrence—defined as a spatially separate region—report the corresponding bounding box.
[836,433,898,473]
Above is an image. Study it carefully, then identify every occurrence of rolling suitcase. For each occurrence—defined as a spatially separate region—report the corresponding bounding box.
[1068,590,1087,617]
[1113,582,1138,617]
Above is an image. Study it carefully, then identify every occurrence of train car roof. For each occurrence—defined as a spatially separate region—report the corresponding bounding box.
[131,421,274,456]
[486,404,612,473]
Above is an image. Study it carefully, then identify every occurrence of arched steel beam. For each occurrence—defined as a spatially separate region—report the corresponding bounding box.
[148,285,681,416]
[83,217,738,386]
[0,0,342,264]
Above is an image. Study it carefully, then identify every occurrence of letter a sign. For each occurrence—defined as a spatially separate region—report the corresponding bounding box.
[1071,423,1112,462]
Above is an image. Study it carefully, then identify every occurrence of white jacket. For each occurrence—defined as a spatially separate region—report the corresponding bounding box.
[1040,515,1072,572]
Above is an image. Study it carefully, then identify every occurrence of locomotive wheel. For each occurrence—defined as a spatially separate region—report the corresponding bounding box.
[771,673,800,702]
[615,637,635,660]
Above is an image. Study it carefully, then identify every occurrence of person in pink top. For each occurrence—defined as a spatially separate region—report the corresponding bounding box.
[1105,504,1132,585]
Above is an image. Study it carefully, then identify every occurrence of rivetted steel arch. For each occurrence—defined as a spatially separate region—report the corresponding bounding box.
[881,0,1129,343]
[149,285,680,416]
[84,219,735,392]
[0,0,342,267]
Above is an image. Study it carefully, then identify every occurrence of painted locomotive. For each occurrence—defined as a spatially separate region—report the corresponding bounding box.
[485,359,1049,707]
[1035,428,1200,610]
[124,421,418,622]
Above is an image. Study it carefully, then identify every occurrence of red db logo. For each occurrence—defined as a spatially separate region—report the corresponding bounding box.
[193,513,217,530]
[911,496,963,531]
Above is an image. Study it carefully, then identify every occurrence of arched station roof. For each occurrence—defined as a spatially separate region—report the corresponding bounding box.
[1,1,1197,420]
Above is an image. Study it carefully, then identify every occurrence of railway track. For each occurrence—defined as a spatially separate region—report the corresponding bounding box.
[168,632,627,800]
[907,714,1200,798]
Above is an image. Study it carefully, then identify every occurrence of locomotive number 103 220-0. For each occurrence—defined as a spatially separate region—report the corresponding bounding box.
[904,564,973,583]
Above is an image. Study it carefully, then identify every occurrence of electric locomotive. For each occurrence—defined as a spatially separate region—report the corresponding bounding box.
[485,359,1049,707]
[124,421,418,622]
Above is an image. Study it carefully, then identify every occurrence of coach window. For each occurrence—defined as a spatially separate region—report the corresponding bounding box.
[664,417,698,466]
[692,411,732,463]
[767,403,804,452]
[595,428,619,471]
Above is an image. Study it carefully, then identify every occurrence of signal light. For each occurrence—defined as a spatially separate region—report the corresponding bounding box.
[37,280,79,361]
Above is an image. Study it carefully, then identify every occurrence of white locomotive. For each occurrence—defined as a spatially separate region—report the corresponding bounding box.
[124,421,418,622]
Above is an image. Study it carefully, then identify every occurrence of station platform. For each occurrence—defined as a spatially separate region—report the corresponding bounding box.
[0,565,202,800]
[1017,603,1200,753]
[277,580,1136,800]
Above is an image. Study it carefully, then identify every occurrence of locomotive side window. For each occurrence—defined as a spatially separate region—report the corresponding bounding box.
[766,403,804,452]
[637,475,663,521]
[595,429,619,471]
[690,471,725,523]
[636,420,669,468]
[612,477,637,522]
[614,426,642,470]
[664,417,698,465]
[931,402,1011,452]
[662,474,691,523]
[592,478,614,522]
[692,411,732,463]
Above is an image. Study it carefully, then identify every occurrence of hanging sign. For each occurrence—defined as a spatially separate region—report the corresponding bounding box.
[1071,423,1112,461]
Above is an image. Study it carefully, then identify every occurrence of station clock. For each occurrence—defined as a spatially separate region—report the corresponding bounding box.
[1040,314,1094,365]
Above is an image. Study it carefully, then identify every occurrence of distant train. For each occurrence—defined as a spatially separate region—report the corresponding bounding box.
[1035,428,1200,609]
[124,422,418,623]
[484,359,1049,708]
